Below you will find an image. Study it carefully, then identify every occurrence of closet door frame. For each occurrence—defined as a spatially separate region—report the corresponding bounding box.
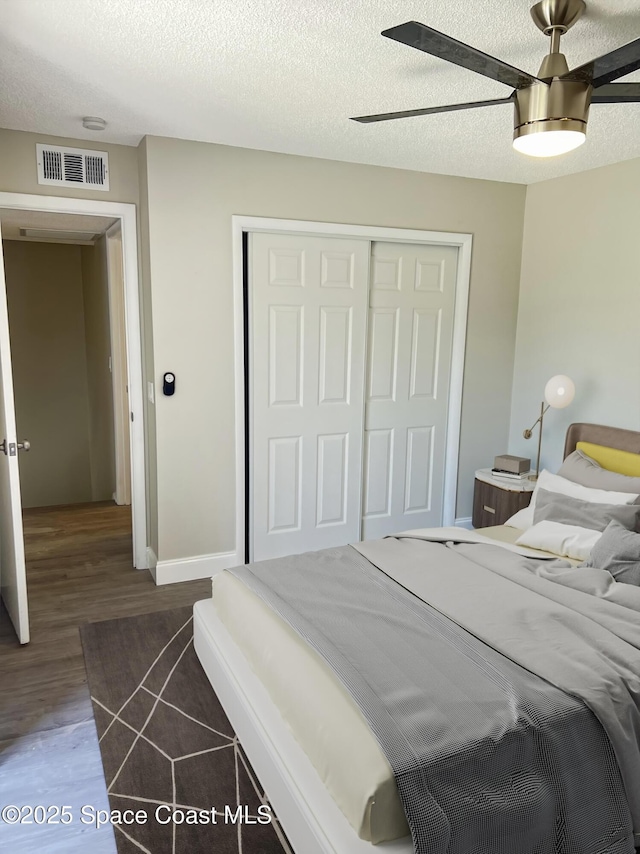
[232,216,472,563]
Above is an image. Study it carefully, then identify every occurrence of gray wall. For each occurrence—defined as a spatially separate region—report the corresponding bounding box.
[0,128,145,518]
[0,127,530,566]
[0,128,139,204]
[509,157,640,471]
[3,239,116,508]
[4,240,93,507]
[140,136,527,562]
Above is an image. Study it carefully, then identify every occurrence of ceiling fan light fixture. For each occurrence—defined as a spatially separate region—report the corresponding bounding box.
[513,122,586,157]
[353,1,640,160]
[513,79,591,157]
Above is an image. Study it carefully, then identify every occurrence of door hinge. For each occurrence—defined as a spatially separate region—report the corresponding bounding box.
[131,412,134,422]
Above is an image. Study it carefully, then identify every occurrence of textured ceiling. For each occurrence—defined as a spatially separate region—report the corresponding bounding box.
[1,0,640,184]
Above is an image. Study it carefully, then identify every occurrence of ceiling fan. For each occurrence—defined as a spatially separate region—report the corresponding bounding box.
[351,0,640,157]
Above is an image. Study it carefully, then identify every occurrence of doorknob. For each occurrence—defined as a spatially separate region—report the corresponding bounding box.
[0,439,30,456]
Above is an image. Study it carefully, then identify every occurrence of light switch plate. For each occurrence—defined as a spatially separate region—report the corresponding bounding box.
[147,381,155,404]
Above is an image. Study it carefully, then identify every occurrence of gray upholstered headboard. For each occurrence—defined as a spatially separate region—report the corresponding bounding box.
[563,423,640,459]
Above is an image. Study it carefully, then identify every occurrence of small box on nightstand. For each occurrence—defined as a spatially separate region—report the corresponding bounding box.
[493,454,531,474]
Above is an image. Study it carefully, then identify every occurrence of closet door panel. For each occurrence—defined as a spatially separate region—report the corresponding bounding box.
[251,232,369,561]
[362,242,458,540]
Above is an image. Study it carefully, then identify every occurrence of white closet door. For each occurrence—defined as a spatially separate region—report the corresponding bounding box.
[250,232,369,561]
[362,241,458,540]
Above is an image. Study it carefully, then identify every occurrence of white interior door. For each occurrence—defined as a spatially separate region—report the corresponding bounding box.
[0,227,29,643]
[250,232,369,561]
[362,241,458,540]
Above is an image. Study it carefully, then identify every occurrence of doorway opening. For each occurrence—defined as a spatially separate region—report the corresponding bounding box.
[2,212,130,514]
[0,193,146,645]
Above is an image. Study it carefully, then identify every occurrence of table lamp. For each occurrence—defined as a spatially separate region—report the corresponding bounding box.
[523,374,575,480]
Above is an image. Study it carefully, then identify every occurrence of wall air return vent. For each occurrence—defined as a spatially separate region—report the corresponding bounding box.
[36,144,110,191]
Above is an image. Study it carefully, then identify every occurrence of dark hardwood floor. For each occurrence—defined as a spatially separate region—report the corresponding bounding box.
[0,501,212,852]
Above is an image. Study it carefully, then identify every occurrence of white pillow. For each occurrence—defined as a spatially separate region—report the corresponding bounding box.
[516,520,602,561]
[505,469,638,531]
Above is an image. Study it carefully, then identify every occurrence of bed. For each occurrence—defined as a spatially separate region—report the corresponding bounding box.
[193,423,640,854]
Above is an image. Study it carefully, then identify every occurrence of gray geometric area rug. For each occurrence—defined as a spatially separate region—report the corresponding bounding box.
[81,606,292,854]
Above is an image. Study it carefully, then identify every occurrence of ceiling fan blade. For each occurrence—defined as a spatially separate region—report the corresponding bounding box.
[382,21,540,90]
[563,37,640,86]
[351,97,513,124]
[590,82,640,103]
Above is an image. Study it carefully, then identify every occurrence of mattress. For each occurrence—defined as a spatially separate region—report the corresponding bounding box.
[212,525,574,845]
[213,569,409,843]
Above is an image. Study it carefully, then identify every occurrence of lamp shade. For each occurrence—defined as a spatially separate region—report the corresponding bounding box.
[544,374,575,409]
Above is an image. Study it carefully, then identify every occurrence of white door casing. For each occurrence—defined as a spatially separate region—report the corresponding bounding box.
[106,223,132,506]
[0,192,147,570]
[362,242,458,540]
[234,216,472,565]
[250,232,369,561]
[0,224,29,644]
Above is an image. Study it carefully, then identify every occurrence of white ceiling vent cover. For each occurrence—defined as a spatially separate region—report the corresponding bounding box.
[36,143,109,191]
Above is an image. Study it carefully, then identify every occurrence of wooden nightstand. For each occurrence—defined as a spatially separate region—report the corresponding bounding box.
[472,469,535,529]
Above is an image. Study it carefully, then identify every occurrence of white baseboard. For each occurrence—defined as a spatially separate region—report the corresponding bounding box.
[146,547,158,573]
[454,517,473,530]
[151,550,241,585]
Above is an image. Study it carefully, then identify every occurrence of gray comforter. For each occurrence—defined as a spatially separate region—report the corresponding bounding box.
[229,532,640,854]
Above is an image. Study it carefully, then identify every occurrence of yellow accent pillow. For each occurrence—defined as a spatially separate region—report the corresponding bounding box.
[576,441,640,477]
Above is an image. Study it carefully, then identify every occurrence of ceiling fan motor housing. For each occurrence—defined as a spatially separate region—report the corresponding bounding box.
[513,78,592,145]
[515,0,591,147]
